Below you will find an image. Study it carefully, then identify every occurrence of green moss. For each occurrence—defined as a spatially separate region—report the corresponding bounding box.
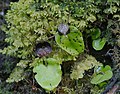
[70,54,102,79]
[0,0,120,92]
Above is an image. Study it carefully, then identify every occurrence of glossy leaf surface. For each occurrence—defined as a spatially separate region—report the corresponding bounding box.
[92,38,106,50]
[55,26,84,56]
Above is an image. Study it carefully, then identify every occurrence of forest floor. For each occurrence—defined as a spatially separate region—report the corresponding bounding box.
[0,0,120,94]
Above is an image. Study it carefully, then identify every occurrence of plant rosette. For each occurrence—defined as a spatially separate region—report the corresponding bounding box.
[91,65,113,84]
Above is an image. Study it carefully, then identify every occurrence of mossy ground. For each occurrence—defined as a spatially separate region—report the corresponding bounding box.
[0,0,120,94]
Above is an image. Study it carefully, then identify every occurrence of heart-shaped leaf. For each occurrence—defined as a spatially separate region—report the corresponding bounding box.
[33,58,62,91]
[92,38,106,50]
[55,26,84,56]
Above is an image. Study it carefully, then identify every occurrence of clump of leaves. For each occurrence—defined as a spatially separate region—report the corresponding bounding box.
[88,28,107,50]
[91,65,113,84]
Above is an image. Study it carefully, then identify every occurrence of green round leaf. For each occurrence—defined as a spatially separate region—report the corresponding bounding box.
[92,38,106,50]
[91,28,101,40]
[33,58,62,91]
[55,26,84,56]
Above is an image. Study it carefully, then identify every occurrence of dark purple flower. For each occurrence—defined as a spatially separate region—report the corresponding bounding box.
[58,23,69,35]
[35,42,52,57]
